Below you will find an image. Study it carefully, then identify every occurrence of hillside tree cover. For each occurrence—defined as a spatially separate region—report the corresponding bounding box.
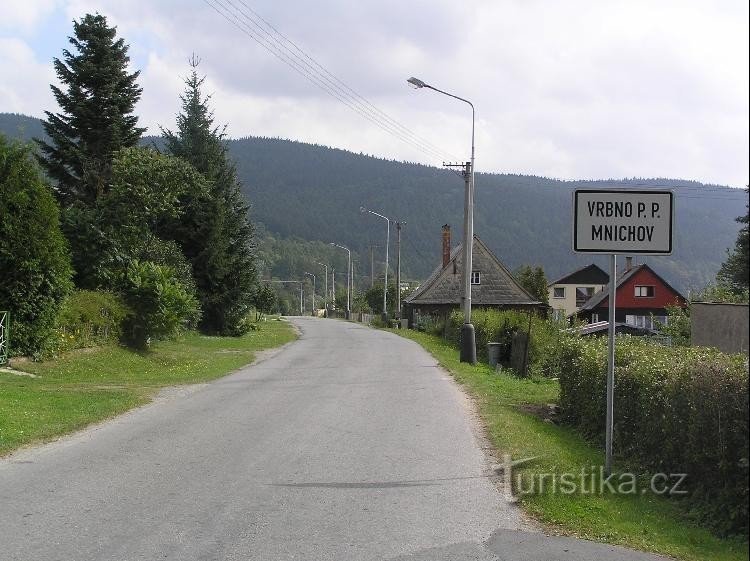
[0,136,72,356]
[161,60,257,334]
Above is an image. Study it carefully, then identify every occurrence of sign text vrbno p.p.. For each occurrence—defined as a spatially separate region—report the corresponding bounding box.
[573,189,674,254]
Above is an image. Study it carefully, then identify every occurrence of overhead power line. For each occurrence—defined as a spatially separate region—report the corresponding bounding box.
[201,0,459,163]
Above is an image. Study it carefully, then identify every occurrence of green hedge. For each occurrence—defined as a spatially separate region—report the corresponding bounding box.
[0,136,72,358]
[557,336,749,536]
[445,308,566,375]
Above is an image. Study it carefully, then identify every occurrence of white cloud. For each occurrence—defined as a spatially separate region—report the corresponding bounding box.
[0,1,59,33]
[0,38,57,117]
[3,0,748,186]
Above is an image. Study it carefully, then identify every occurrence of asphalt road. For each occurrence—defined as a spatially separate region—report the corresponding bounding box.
[0,317,670,560]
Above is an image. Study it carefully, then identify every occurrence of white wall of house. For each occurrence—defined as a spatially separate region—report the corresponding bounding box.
[549,283,607,319]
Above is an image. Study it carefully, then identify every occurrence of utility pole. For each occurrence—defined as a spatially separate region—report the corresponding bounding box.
[395,221,405,323]
[370,245,376,288]
[316,262,328,317]
[304,272,316,315]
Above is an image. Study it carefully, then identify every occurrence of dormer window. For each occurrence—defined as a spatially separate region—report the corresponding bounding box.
[471,271,481,285]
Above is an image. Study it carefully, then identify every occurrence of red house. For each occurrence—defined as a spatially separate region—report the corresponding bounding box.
[576,263,686,329]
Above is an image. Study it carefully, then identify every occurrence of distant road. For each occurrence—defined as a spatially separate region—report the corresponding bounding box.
[0,317,669,560]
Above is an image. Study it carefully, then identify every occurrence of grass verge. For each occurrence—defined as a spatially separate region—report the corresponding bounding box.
[392,328,748,561]
[0,318,296,456]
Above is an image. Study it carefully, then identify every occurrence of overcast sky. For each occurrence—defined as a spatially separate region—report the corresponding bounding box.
[1,0,748,187]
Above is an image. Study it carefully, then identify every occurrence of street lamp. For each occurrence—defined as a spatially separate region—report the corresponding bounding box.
[304,272,316,315]
[316,262,328,317]
[360,206,390,322]
[330,243,351,319]
[408,76,476,363]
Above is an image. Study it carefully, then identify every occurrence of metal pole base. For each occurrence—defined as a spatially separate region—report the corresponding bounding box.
[381,312,388,324]
[345,310,351,320]
[460,323,477,364]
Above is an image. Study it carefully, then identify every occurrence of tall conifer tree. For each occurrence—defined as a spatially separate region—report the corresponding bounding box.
[162,58,257,334]
[36,13,144,205]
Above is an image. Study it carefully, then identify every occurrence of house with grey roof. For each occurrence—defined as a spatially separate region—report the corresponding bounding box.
[548,263,609,320]
[403,226,543,326]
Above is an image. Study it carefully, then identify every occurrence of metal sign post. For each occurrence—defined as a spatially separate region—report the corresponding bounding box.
[573,189,674,476]
[0,311,8,366]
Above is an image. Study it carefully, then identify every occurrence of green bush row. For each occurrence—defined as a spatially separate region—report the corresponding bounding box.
[557,336,749,536]
[444,308,567,376]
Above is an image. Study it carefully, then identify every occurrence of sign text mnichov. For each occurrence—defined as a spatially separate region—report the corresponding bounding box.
[573,189,674,254]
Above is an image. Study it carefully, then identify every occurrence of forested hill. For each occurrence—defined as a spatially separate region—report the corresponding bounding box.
[2,112,745,292]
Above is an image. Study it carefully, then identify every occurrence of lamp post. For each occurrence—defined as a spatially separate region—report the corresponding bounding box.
[316,262,328,317]
[395,221,405,323]
[304,272,316,315]
[360,206,390,322]
[330,243,351,319]
[407,76,476,364]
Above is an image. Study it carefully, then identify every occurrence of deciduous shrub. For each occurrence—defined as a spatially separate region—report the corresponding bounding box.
[0,136,72,358]
[558,336,749,536]
[119,260,200,349]
[445,308,565,375]
[56,290,129,351]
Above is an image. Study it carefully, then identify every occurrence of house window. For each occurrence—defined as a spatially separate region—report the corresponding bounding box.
[471,271,481,285]
[575,286,595,306]
[635,285,655,297]
[625,315,668,330]
[553,287,565,298]
[591,313,600,323]
[552,309,567,321]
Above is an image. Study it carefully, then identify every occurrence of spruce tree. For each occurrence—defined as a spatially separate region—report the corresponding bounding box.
[36,13,144,205]
[717,191,749,295]
[161,59,257,334]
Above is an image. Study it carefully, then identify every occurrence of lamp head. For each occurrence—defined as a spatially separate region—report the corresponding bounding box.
[407,77,426,89]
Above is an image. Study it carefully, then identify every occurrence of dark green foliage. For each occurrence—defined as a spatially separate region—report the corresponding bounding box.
[161,64,257,335]
[363,282,399,315]
[65,146,208,291]
[0,136,73,356]
[36,13,144,206]
[56,290,128,351]
[717,191,749,295]
[514,265,549,305]
[557,336,749,536]
[119,260,200,349]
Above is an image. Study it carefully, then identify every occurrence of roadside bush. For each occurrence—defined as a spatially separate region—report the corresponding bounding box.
[446,308,565,375]
[0,136,72,358]
[56,290,129,351]
[119,260,200,349]
[558,336,749,536]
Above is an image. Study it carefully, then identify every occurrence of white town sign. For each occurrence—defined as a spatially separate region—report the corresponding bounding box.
[573,189,674,254]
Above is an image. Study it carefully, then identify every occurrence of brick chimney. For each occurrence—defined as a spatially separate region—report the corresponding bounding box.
[442,224,451,268]
[625,256,633,272]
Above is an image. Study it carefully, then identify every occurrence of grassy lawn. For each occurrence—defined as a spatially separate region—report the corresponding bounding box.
[392,328,749,561]
[0,318,296,456]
